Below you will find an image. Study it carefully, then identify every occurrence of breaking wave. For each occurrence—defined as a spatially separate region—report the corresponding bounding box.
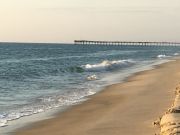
[174,53,179,56]
[82,59,135,72]
[157,54,171,59]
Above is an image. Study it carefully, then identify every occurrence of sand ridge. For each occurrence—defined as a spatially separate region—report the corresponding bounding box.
[156,83,180,135]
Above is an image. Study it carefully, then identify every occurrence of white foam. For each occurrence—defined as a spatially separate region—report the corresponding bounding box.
[86,74,97,81]
[87,90,96,95]
[157,54,171,59]
[9,113,22,120]
[0,87,99,130]
[0,120,7,127]
[174,53,179,56]
[82,59,134,71]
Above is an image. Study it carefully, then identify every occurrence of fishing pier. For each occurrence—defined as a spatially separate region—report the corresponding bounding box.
[74,40,180,46]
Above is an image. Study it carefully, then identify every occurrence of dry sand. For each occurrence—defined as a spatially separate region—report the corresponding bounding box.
[14,60,180,135]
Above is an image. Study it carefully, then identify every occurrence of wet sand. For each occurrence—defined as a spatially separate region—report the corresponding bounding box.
[14,59,180,135]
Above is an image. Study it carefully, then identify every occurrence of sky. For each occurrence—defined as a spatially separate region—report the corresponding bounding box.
[0,0,180,43]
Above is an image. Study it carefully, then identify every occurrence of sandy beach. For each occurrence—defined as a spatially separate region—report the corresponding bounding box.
[14,59,180,135]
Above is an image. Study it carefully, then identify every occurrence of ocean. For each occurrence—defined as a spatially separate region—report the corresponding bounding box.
[0,43,180,133]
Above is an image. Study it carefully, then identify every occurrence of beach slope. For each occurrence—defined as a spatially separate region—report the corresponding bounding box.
[15,60,180,135]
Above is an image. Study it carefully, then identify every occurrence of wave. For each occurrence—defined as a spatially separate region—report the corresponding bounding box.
[68,66,84,73]
[0,89,96,127]
[174,53,179,56]
[87,50,138,57]
[82,59,135,72]
[0,56,84,64]
[157,54,171,59]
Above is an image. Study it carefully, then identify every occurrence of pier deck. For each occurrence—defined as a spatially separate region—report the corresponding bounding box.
[74,40,180,46]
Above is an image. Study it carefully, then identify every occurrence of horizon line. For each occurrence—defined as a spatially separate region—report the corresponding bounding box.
[0,41,74,45]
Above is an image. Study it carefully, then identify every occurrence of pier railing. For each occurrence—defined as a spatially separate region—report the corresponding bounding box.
[74,40,180,46]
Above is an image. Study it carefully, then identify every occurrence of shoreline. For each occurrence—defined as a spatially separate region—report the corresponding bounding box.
[12,59,180,135]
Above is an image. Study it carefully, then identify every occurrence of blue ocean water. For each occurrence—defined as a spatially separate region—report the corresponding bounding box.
[0,43,180,128]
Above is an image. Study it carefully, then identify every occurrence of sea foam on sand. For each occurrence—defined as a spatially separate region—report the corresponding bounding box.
[155,83,180,135]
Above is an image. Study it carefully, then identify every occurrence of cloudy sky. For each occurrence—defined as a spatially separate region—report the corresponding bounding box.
[0,0,180,43]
